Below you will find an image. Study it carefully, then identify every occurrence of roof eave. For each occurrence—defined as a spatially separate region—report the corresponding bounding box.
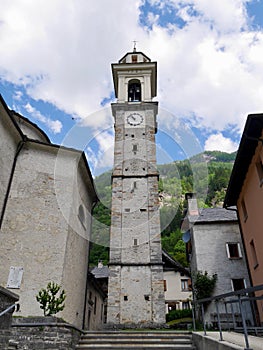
[224,113,263,208]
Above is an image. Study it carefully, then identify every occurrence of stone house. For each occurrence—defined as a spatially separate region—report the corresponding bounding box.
[182,193,252,326]
[162,250,192,314]
[0,94,99,329]
[224,113,263,324]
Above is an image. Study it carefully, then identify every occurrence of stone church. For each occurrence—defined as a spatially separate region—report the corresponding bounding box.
[0,95,97,329]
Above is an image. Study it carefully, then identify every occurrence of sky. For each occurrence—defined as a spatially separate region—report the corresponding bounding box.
[1,0,263,177]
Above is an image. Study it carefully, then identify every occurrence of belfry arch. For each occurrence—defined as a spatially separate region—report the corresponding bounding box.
[128,79,141,102]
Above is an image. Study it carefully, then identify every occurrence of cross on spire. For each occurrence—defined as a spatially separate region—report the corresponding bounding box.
[132,40,138,52]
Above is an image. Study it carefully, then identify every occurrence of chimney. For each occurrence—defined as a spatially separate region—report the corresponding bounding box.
[185,193,199,216]
[98,260,103,268]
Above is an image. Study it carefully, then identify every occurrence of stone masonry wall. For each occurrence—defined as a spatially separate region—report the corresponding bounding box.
[0,317,81,350]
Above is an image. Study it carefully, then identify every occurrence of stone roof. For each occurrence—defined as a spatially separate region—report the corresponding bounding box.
[162,249,190,276]
[91,266,109,279]
[190,207,237,224]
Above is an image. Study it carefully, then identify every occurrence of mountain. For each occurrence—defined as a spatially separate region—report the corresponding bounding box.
[89,151,236,267]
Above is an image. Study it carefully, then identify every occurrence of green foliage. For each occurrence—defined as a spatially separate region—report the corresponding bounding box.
[166,308,192,322]
[192,271,217,301]
[36,282,66,316]
[89,243,109,267]
[90,150,235,267]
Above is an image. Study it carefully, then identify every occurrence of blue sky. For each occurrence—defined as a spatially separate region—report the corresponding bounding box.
[1,0,263,176]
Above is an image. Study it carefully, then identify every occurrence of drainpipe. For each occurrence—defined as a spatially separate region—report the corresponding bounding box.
[0,139,26,230]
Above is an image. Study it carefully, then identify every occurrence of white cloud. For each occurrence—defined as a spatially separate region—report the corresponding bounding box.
[0,0,143,122]
[0,0,263,156]
[24,103,62,134]
[204,133,238,153]
[84,128,114,176]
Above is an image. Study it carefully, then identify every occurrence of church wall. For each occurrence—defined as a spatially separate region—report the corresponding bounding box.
[0,143,69,318]
[0,142,95,329]
[61,159,95,328]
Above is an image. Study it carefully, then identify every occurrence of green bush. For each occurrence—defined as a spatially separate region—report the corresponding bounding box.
[36,282,66,316]
[166,308,192,322]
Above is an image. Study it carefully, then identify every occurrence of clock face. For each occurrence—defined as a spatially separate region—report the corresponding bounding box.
[127,113,144,126]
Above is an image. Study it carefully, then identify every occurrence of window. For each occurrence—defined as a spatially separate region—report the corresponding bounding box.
[232,278,245,291]
[256,158,263,186]
[132,144,138,154]
[163,280,167,292]
[132,55,137,62]
[241,199,248,222]
[124,295,128,301]
[181,279,189,291]
[226,243,242,259]
[133,238,138,246]
[250,239,259,269]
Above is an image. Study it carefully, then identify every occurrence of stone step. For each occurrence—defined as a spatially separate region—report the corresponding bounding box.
[75,331,196,350]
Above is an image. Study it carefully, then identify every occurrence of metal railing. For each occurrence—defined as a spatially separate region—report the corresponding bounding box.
[0,304,19,318]
[192,284,263,350]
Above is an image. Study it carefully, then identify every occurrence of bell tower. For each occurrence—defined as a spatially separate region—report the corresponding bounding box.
[107,48,166,327]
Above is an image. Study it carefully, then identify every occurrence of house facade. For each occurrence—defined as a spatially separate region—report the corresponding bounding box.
[182,194,252,326]
[0,94,98,329]
[162,250,192,314]
[224,113,263,324]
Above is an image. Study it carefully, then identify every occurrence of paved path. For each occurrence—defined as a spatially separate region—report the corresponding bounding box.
[202,331,263,350]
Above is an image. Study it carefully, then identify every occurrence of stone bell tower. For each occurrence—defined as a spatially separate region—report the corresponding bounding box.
[107,48,166,327]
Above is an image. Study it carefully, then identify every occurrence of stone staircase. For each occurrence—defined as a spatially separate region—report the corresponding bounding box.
[75,331,196,349]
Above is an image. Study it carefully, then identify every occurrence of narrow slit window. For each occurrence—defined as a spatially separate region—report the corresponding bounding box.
[124,295,128,301]
[241,199,248,222]
[133,144,138,153]
[163,280,167,292]
[250,239,259,269]
[140,208,147,212]
[133,238,138,246]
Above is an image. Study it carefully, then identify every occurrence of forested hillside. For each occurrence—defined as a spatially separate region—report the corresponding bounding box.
[89,151,236,267]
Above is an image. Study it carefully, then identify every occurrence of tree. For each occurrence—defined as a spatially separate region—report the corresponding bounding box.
[36,282,66,316]
[192,271,217,301]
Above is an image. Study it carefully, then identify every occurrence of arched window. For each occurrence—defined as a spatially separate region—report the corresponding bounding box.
[128,79,141,102]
